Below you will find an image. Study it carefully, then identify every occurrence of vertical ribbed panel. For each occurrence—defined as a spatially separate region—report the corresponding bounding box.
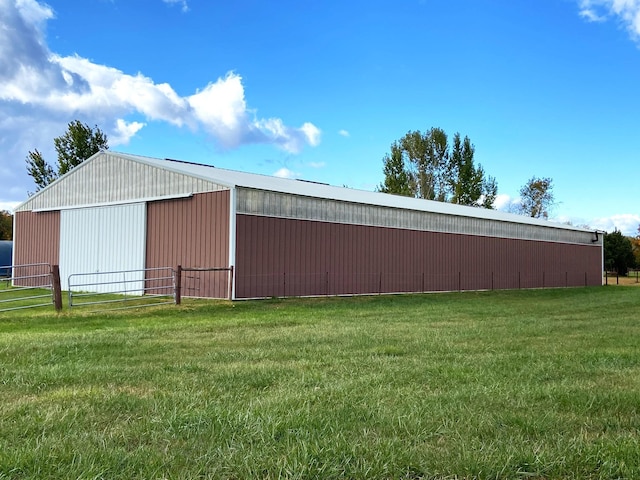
[12,211,60,287]
[146,191,230,298]
[235,215,602,299]
[60,203,146,292]
[16,152,226,212]
[13,211,60,266]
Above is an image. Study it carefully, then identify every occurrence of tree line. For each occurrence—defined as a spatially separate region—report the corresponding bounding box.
[379,128,555,219]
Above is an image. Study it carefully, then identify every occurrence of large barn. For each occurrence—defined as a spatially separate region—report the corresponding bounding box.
[13,151,603,299]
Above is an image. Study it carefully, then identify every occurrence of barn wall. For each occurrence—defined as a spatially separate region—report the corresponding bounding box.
[13,211,60,287]
[234,215,602,298]
[146,191,230,298]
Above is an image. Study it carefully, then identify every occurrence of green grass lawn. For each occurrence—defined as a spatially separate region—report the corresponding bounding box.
[1,287,639,479]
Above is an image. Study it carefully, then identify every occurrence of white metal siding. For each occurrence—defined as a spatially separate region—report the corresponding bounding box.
[60,203,146,293]
[17,153,226,212]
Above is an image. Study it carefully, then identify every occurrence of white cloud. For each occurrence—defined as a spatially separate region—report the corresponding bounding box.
[273,167,300,179]
[578,0,640,40]
[163,0,189,12]
[111,119,146,146]
[493,193,516,211]
[308,161,326,168]
[587,213,640,235]
[0,201,20,213]
[0,0,320,203]
[338,129,350,137]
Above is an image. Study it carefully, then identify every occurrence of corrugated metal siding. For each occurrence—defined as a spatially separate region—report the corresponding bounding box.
[146,191,230,298]
[60,204,146,292]
[17,152,226,212]
[13,211,60,287]
[235,215,602,298]
[237,188,596,245]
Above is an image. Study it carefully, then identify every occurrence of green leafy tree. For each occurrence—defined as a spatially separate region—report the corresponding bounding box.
[518,176,555,219]
[378,142,412,196]
[0,211,12,240]
[449,133,485,206]
[379,128,497,208]
[25,120,108,191]
[632,225,640,269]
[604,229,635,276]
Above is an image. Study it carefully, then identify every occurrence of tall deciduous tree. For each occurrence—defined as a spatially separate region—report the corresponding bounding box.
[604,229,636,276]
[518,176,555,219]
[25,120,109,192]
[0,211,12,240]
[378,142,412,196]
[379,128,498,208]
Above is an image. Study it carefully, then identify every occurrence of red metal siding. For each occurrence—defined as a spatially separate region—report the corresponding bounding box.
[13,210,60,287]
[146,191,230,298]
[235,215,602,299]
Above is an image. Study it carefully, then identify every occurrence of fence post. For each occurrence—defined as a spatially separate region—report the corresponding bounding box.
[458,271,461,292]
[51,265,63,312]
[175,265,182,305]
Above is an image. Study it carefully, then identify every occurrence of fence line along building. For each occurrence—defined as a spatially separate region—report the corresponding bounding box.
[13,151,603,299]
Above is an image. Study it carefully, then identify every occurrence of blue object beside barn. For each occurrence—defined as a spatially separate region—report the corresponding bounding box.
[0,240,12,277]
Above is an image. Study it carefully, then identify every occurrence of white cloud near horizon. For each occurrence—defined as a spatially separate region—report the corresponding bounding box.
[273,167,301,179]
[588,213,640,236]
[578,0,640,40]
[0,0,320,166]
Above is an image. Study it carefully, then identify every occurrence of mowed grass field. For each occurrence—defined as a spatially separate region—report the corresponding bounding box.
[1,287,639,479]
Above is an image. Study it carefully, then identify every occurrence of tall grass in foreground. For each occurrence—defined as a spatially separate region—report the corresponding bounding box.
[0,287,639,479]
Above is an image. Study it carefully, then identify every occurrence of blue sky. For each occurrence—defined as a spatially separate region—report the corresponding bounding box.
[1,0,639,235]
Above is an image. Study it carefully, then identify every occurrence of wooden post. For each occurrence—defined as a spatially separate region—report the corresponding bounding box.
[458,271,461,292]
[175,265,182,305]
[491,271,494,291]
[51,265,63,312]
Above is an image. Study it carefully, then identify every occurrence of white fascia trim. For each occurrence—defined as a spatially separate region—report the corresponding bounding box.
[32,193,194,212]
[228,187,237,300]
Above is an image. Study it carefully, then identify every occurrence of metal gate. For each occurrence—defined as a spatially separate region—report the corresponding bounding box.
[0,263,62,312]
[68,267,176,311]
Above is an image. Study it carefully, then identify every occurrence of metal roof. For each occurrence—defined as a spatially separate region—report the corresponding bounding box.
[17,151,593,234]
[120,152,592,234]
